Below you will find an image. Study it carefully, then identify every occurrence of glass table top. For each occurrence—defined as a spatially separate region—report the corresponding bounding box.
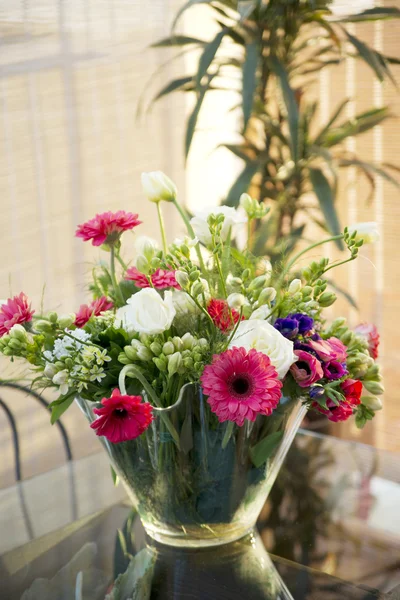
[1,429,399,599]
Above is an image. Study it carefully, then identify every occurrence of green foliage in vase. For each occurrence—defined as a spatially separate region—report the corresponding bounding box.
[150,0,400,260]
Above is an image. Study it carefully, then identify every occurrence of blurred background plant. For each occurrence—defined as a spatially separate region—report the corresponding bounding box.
[150,0,400,262]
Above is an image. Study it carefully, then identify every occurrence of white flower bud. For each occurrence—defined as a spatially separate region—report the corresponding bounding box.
[227,293,248,310]
[348,222,379,244]
[9,324,28,342]
[57,314,76,329]
[44,362,57,379]
[288,279,302,294]
[258,287,276,304]
[168,352,183,376]
[175,271,190,289]
[362,395,383,411]
[182,332,195,350]
[141,171,177,203]
[163,341,175,356]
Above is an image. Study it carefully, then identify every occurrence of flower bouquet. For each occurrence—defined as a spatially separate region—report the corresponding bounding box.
[0,172,383,547]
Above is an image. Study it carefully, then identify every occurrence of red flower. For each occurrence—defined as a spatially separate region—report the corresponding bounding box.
[75,296,113,327]
[312,379,362,423]
[125,267,180,290]
[354,323,380,359]
[207,298,242,333]
[200,347,282,426]
[340,378,362,406]
[75,211,141,246]
[290,350,323,388]
[0,293,34,337]
[90,388,153,443]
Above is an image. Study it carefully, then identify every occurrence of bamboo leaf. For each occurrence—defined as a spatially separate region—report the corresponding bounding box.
[250,431,284,468]
[196,29,226,88]
[270,56,299,163]
[314,98,350,145]
[344,28,386,81]
[185,74,216,158]
[339,159,400,189]
[172,0,211,30]
[320,107,390,147]
[224,161,261,206]
[242,41,259,130]
[153,76,194,102]
[309,167,343,250]
[151,35,207,47]
[335,7,400,22]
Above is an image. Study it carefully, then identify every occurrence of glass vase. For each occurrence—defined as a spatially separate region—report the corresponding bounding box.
[77,384,306,548]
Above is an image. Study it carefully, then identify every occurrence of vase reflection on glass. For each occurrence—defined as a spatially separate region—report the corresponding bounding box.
[77,384,306,548]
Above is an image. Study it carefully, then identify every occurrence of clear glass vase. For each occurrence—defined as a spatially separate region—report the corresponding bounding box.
[77,385,306,548]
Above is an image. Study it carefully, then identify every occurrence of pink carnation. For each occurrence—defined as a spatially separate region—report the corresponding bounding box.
[200,347,282,426]
[75,211,141,246]
[90,388,153,443]
[306,337,347,363]
[75,296,114,327]
[125,267,180,290]
[290,350,323,388]
[0,293,34,337]
[354,323,379,359]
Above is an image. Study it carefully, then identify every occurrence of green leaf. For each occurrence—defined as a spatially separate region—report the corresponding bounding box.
[222,421,235,449]
[339,159,400,190]
[270,56,299,163]
[185,83,208,158]
[335,7,400,22]
[224,161,261,206]
[309,167,343,250]
[51,394,74,424]
[238,0,257,20]
[320,106,390,147]
[250,431,284,468]
[111,466,120,487]
[152,76,194,103]
[172,0,211,30]
[313,98,350,145]
[151,35,207,47]
[344,28,387,82]
[196,29,226,88]
[242,41,259,130]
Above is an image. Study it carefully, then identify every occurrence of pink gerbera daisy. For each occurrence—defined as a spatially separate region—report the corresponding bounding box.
[75,211,141,246]
[354,323,380,359]
[75,296,114,328]
[125,267,180,290]
[90,388,153,443]
[200,347,282,426]
[0,293,34,337]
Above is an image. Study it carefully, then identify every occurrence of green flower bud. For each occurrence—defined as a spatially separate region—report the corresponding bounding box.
[249,275,267,291]
[139,333,151,346]
[8,339,22,350]
[189,270,200,283]
[258,287,276,305]
[361,395,383,411]
[136,256,149,274]
[48,312,58,324]
[124,346,137,361]
[193,352,202,363]
[183,357,194,370]
[175,270,190,289]
[153,355,168,372]
[163,341,175,356]
[35,320,54,333]
[364,364,380,380]
[241,269,251,281]
[194,362,203,372]
[363,380,385,395]
[318,292,337,307]
[150,256,161,269]
[57,314,76,329]
[55,361,65,369]
[182,332,195,350]
[9,324,27,342]
[333,317,347,328]
[64,358,74,369]
[3,347,13,355]
[141,171,177,203]
[137,347,153,361]
[150,342,162,356]
[341,331,353,345]
[168,352,183,376]
[172,336,183,352]
[191,281,204,297]
[198,338,208,350]
[240,193,254,214]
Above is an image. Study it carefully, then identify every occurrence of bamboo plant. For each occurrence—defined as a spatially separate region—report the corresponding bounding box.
[150,0,400,259]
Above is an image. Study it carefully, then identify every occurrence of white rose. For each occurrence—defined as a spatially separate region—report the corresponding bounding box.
[141,171,177,203]
[229,320,297,379]
[115,289,176,334]
[171,290,200,315]
[348,222,380,244]
[190,206,247,246]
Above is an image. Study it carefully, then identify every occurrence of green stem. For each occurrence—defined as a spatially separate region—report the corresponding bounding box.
[110,246,125,306]
[115,250,128,271]
[156,202,168,254]
[214,253,228,299]
[172,198,206,275]
[284,234,344,274]
[119,365,181,449]
[323,255,357,275]
[247,219,253,251]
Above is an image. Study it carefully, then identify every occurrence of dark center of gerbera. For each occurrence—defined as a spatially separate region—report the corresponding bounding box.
[229,374,253,398]
[114,408,128,418]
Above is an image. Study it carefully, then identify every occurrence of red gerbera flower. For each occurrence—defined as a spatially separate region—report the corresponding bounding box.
[0,293,34,337]
[90,388,153,443]
[75,211,141,246]
[354,323,380,359]
[207,298,242,333]
[125,267,180,290]
[200,347,282,426]
[312,378,362,422]
[75,296,114,328]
